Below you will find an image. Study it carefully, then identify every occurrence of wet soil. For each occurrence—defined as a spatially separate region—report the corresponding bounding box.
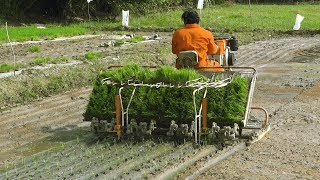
[1,33,320,179]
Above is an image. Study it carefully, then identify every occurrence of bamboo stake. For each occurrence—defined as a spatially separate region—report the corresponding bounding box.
[5,22,16,76]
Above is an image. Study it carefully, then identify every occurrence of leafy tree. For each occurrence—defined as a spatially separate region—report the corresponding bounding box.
[0,0,317,22]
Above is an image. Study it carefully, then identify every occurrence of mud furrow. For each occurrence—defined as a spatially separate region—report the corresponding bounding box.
[0,98,73,124]
[238,37,320,66]
[0,112,84,143]
[0,114,84,150]
[0,88,91,123]
[0,98,86,128]
[0,106,86,150]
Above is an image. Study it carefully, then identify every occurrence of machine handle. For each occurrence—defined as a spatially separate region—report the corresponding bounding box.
[251,106,269,128]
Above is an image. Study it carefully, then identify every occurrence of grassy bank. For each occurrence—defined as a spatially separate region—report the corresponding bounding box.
[0,4,319,43]
[130,4,320,31]
[0,64,103,109]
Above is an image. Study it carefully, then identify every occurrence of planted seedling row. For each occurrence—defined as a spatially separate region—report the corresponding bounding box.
[75,141,166,179]
[126,143,198,179]
[8,140,158,179]
[101,142,194,179]
[13,141,126,179]
[3,134,95,179]
[58,142,138,179]
[103,144,174,179]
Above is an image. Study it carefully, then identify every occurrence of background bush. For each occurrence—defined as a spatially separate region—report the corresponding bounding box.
[0,0,317,23]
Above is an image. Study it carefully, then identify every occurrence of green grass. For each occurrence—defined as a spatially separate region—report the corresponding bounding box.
[159,46,171,55]
[114,39,125,46]
[52,57,69,64]
[29,57,49,66]
[29,57,70,66]
[0,65,96,107]
[0,24,87,43]
[84,52,104,61]
[28,45,41,53]
[0,64,22,73]
[129,4,320,31]
[0,4,318,43]
[127,35,145,43]
[113,35,145,46]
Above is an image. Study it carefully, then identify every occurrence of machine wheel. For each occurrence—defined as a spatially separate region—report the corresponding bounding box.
[228,52,236,66]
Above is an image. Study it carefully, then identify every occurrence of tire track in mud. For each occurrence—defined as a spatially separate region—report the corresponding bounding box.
[238,36,320,67]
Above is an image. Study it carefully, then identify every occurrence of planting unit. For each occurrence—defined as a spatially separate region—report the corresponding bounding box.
[84,64,270,143]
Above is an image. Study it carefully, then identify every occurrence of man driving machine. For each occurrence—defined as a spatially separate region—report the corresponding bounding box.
[172,9,224,72]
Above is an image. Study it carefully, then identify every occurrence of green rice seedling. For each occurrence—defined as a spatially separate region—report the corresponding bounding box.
[30,36,40,41]
[28,45,41,53]
[14,163,18,174]
[85,52,104,61]
[159,46,171,56]
[34,161,39,170]
[206,75,249,124]
[4,164,9,179]
[50,57,70,64]
[152,66,206,84]
[29,57,50,66]
[114,39,125,46]
[127,35,145,43]
[0,63,23,73]
[21,158,26,166]
[100,153,105,161]
[29,56,69,66]
[61,143,65,149]
[56,162,60,171]
[115,31,124,35]
[85,64,250,126]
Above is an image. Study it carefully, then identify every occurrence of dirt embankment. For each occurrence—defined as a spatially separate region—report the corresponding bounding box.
[0,33,320,179]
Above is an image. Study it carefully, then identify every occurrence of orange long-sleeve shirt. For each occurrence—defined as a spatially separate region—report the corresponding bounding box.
[172,24,221,70]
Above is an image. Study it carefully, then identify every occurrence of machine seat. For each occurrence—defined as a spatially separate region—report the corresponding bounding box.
[177,50,198,68]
